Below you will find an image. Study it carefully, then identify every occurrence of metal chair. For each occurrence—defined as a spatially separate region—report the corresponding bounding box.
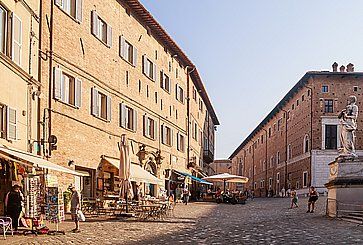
[0,216,13,239]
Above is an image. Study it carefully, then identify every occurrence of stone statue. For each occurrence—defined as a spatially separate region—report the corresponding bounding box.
[338,96,358,158]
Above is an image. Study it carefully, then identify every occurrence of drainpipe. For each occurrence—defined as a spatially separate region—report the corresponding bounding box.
[47,0,54,156]
[304,85,313,188]
[252,141,256,194]
[262,128,268,197]
[36,0,43,155]
[280,109,288,195]
[185,66,195,171]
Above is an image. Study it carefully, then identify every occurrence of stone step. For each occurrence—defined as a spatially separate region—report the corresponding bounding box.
[340,215,363,224]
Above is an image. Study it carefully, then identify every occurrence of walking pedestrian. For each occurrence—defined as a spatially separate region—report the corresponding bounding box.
[69,185,81,232]
[290,189,298,208]
[4,185,23,231]
[307,186,319,213]
[182,186,190,205]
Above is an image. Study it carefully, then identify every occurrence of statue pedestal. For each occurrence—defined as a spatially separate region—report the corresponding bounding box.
[325,157,363,217]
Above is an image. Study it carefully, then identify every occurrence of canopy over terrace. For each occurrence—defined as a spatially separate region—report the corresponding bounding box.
[0,145,88,176]
[102,156,162,185]
[202,173,249,192]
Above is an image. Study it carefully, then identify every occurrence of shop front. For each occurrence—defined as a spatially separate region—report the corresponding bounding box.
[101,156,162,200]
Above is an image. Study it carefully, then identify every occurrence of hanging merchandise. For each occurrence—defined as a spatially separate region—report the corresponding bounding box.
[25,176,42,218]
[45,187,65,223]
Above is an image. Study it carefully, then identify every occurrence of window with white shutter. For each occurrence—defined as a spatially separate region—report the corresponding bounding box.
[161,125,172,146]
[0,5,8,55]
[12,14,22,66]
[175,84,184,103]
[7,108,16,140]
[177,133,185,152]
[120,103,137,131]
[55,0,82,22]
[91,10,112,47]
[53,67,82,108]
[160,70,171,93]
[142,55,156,81]
[91,88,110,121]
[0,104,6,139]
[143,115,156,140]
[120,36,137,66]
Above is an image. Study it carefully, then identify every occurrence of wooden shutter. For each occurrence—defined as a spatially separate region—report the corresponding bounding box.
[176,132,180,150]
[132,46,137,66]
[63,76,69,103]
[132,109,137,131]
[175,84,179,100]
[54,67,62,100]
[119,36,125,58]
[160,70,164,88]
[153,63,157,81]
[75,78,82,108]
[142,55,148,75]
[143,115,148,136]
[12,14,22,66]
[91,87,99,116]
[161,125,164,144]
[7,108,16,140]
[91,11,99,36]
[170,128,174,146]
[120,103,126,128]
[55,0,63,7]
[154,121,158,140]
[106,25,112,48]
[106,96,111,121]
[75,0,83,22]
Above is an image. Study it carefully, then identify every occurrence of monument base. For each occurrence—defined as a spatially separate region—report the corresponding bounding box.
[325,158,363,218]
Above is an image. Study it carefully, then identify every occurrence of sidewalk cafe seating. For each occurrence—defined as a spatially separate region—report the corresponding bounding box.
[0,216,13,239]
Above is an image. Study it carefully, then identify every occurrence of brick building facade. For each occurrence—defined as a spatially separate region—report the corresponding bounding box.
[230,63,363,197]
[37,0,219,197]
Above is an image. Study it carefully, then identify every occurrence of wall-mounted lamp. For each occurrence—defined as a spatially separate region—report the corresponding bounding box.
[68,160,75,167]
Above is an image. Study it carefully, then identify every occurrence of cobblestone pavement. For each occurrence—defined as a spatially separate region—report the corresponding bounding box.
[4,197,363,245]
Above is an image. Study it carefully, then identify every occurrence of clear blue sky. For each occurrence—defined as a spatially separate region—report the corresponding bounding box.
[140,0,363,159]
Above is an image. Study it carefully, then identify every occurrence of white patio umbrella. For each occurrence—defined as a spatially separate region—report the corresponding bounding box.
[119,134,134,212]
[202,173,249,192]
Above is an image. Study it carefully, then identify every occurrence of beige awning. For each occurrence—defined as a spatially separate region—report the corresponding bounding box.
[0,145,88,177]
[103,156,162,185]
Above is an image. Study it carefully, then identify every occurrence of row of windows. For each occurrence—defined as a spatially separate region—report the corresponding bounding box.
[55,2,188,105]
[53,67,186,151]
[256,171,308,190]
[322,85,360,93]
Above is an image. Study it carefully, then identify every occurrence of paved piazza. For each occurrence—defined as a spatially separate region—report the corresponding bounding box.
[5,197,363,245]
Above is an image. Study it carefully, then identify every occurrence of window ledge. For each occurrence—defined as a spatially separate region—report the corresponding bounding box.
[121,126,136,133]
[55,99,80,109]
[143,73,155,82]
[92,33,111,48]
[144,134,156,141]
[120,57,136,67]
[92,114,110,122]
[56,6,81,24]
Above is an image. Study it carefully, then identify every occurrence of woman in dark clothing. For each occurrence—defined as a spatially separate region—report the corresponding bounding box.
[5,185,23,230]
[307,186,319,213]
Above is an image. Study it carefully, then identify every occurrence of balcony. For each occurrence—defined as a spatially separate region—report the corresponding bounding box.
[203,148,214,164]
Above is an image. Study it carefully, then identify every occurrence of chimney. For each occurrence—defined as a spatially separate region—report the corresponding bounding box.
[332,62,338,72]
[339,65,345,72]
[347,63,354,72]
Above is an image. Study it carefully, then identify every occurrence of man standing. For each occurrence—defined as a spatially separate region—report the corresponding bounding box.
[69,185,81,233]
[182,186,190,205]
[5,185,23,231]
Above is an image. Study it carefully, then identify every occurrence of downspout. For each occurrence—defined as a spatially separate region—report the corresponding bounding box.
[47,0,54,156]
[281,109,288,193]
[185,66,195,170]
[252,141,255,193]
[36,0,43,155]
[304,85,313,188]
[262,128,268,197]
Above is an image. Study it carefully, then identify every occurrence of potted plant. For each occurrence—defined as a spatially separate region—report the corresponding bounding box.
[63,190,72,213]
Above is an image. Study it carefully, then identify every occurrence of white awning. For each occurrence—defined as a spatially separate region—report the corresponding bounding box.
[103,156,162,185]
[0,145,88,177]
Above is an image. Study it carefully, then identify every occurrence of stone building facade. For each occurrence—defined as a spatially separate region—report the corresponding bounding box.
[38,0,219,197]
[230,64,363,197]
[0,0,40,212]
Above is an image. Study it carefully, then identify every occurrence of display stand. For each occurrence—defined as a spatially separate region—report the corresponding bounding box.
[45,175,65,235]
